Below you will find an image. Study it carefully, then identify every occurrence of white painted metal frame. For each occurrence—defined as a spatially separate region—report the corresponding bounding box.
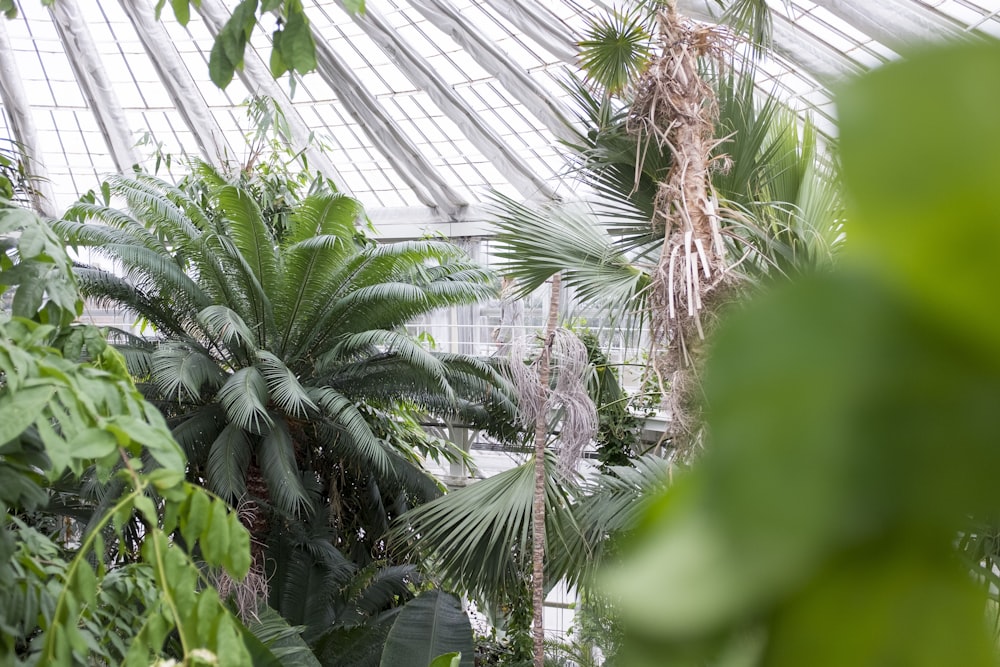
[307,13,470,213]
[0,17,57,217]
[118,0,234,166]
[198,0,353,190]
[47,0,142,173]
[407,0,578,143]
[338,0,559,200]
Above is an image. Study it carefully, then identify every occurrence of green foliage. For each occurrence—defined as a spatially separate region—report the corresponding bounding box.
[57,164,513,570]
[380,591,474,667]
[153,0,357,89]
[392,454,582,609]
[603,39,1000,666]
[0,207,258,665]
[576,330,654,469]
[577,7,652,95]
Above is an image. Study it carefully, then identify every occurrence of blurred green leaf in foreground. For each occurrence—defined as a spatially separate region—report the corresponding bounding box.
[603,39,1000,667]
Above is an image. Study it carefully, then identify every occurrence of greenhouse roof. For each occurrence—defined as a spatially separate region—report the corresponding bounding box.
[1,0,998,236]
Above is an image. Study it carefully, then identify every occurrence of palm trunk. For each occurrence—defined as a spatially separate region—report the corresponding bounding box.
[532,273,561,667]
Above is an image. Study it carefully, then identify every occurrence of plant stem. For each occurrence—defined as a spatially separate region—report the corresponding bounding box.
[532,273,561,667]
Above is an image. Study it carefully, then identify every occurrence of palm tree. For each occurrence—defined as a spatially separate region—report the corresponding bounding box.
[54,169,515,569]
[494,11,843,450]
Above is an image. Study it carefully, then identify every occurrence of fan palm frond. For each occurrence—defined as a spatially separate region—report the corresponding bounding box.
[491,196,650,310]
[391,454,582,605]
[577,6,653,95]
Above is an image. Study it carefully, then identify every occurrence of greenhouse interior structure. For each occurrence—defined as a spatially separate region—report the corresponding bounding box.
[2,0,1000,665]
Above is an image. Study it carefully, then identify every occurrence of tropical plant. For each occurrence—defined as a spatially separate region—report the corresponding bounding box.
[495,1,843,454]
[0,201,282,666]
[603,38,1000,667]
[54,168,514,576]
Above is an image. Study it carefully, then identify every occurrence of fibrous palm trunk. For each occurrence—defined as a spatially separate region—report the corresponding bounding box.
[532,273,561,667]
[628,4,729,445]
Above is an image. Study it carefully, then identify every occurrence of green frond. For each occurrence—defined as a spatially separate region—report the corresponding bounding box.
[275,234,356,354]
[151,341,226,403]
[719,0,773,56]
[491,197,650,311]
[198,304,259,352]
[80,241,210,320]
[572,454,671,574]
[214,185,279,299]
[218,366,274,434]
[206,423,253,502]
[74,268,187,337]
[577,6,653,95]
[284,192,362,245]
[340,564,418,624]
[194,233,263,329]
[241,605,321,667]
[105,173,203,247]
[313,283,428,342]
[391,453,582,604]
[131,172,215,232]
[255,350,318,418]
[55,207,166,254]
[112,341,153,379]
[169,404,227,462]
[258,418,310,515]
[321,330,450,396]
[309,387,391,475]
[200,232,276,346]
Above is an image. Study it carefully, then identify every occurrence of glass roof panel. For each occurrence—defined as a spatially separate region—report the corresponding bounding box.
[0,0,997,231]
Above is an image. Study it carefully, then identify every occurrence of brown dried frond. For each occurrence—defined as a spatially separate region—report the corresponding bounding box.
[213,563,269,623]
[550,329,598,478]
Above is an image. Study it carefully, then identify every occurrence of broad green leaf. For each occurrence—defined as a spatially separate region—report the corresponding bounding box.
[200,498,231,566]
[278,3,316,75]
[133,495,158,525]
[67,428,118,461]
[181,489,210,548]
[428,653,461,667]
[209,36,237,88]
[170,0,190,25]
[839,40,1000,360]
[225,511,251,579]
[270,28,288,78]
[379,590,474,667]
[0,385,54,445]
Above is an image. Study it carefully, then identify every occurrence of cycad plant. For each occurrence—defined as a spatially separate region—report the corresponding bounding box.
[55,169,514,568]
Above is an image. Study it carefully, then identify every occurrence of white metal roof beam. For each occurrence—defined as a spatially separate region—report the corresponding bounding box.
[479,0,577,63]
[118,0,233,166]
[675,0,863,85]
[305,18,469,214]
[47,0,142,173]
[337,0,558,201]
[811,0,968,52]
[0,18,58,217]
[197,0,352,192]
[408,0,578,143]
